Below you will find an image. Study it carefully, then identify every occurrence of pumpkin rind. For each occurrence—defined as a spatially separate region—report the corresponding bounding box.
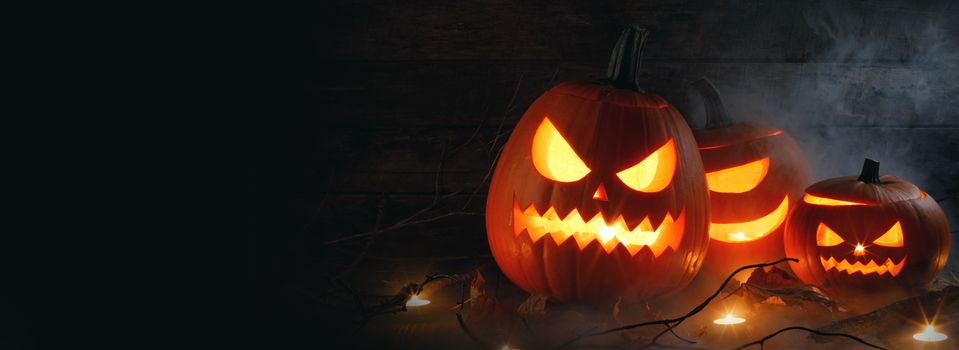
[688,79,812,278]
[485,26,710,302]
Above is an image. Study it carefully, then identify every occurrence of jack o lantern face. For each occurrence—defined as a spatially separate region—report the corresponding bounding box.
[784,168,950,297]
[815,220,907,277]
[515,117,684,256]
[686,78,812,279]
[704,155,790,243]
[697,128,808,244]
[485,80,710,302]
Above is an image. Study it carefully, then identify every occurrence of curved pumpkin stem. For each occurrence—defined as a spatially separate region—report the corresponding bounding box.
[858,158,882,184]
[688,78,733,129]
[605,25,648,91]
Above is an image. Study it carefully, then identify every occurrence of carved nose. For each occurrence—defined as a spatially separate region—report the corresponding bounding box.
[593,183,608,201]
[854,244,865,256]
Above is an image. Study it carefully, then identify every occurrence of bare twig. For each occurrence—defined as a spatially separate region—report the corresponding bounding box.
[664,324,697,344]
[730,326,887,350]
[323,191,476,245]
[488,72,525,158]
[337,197,387,276]
[456,312,491,349]
[557,258,799,349]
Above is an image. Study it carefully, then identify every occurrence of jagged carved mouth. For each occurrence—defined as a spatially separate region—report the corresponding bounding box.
[709,196,789,243]
[819,256,906,277]
[512,198,685,257]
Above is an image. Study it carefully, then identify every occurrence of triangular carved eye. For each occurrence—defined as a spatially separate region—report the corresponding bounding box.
[705,158,769,193]
[872,221,904,247]
[816,223,844,247]
[532,117,590,182]
[615,139,676,193]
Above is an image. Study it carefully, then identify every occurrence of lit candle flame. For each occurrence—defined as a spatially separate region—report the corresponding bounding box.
[499,345,519,350]
[598,226,616,243]
[913,324,948,342]
[406,294,430,307]
[854,244,865,256]
[729,232,747,241]
[713,313,746,325]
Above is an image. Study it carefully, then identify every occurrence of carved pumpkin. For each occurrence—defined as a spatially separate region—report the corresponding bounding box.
[784,159,949,297]
[485,26,710,303]
[688,79,812,278]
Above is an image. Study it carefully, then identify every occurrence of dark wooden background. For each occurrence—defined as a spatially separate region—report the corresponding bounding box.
[255,0,959,347]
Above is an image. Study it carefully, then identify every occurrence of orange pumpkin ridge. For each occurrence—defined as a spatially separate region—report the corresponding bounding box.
[687,78,812,279]
[485,25,710,303]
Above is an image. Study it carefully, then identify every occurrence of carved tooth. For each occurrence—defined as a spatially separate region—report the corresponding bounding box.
[647,212,669,233]
[512,199,686,257]
[524,203,540,219]
[889,257,906,277]
[637,216,654,233]
[820,256,835,271]
[542,207,560,221]
[625,243,644,256]
[821,257,907,276]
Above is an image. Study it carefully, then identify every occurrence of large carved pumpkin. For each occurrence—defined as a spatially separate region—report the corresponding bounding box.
[688,79,811,278]
[784,159,949,298]
[485,26,710,303]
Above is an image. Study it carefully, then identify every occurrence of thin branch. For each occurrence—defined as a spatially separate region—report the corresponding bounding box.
[456,312,491,349]
[730,326,887,350]
[488,72,525,158]
[433,139,448,203]
[664,324,697,344]
[557,258,799,349]
[323,192,478,245]
[337,197,387,276]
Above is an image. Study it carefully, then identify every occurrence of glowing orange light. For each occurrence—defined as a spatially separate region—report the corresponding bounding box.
[406,294,430,307]
[592,183,608,201]
[708,196,789,243]
[872,222,904,247]
[820,256,906,277]
[512,199,685,256]
[532,118,590,182]
[854,244,866,256]
[803,193,865,206]
[705,158,770,193]
[816,223,845,247]
[616,139,676,193]
[713,313,746,325]
[914,324,948,342]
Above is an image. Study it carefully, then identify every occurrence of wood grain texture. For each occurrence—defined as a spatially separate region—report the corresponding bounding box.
[315,0,959,61]
[313,61,959,128]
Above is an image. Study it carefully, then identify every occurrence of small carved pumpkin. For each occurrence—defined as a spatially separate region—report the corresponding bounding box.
[688,78,812,278]
[486,26,710,302]
[784,159,949,297]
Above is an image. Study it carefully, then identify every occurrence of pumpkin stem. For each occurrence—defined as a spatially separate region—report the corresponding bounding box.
[688,78,733,129]
[605,25,648,91]
[857,158,882,184]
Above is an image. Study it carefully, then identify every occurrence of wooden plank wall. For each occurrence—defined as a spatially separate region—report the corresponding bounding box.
[294,0,959,265]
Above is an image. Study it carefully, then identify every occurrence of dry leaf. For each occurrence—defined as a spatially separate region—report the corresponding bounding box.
[465,293,509,329]
[470,271,486,300]
[746,265,802,289]
[762,296,786,305]
[612,297,624,325]
[517,293,549,316]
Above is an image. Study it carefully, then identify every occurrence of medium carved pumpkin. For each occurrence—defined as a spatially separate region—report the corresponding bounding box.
[784,159,949,297]
[688,79,811,278]
[485,26,710,303]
